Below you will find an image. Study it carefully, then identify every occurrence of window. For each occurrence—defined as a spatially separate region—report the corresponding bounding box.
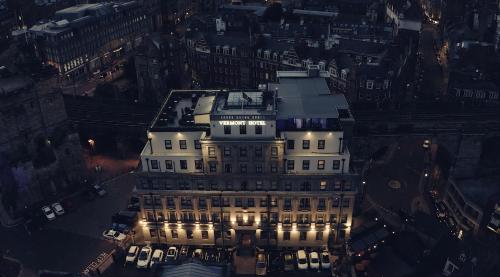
[224,125,231,134]
[255,146,262,157]
[300,182,311,191]
[224,147,231,156]
[366,80,374,89]
[209,162,217,172]
[285,183,292,191]
[256,181,263,190]
[247,198,255,207]
[239,125,246,134]
[300,231,307,241]
[303,140,310,149]
[287,140,295,149]
[195,160,202,170]
[320,180,327,190]
[287,160,294,170]
[342,198,350,208]
[270,181,278,190]
[330,214,337,223]
[239,147,247,157]
[316,231,323,241]
[317,160,325,170]
[164,140,172,149]
[318,140,325,149]
[179,140,187,149]
[235,198,242,207]
[187,230,194,239]
[318,199,326,211]
[271,147,278,157]
[255,164,263,173]
[167,197,175,208]
[299,198,310,210]
[211,183,218,190]
[332,160,340,170]
[332,198,339,207]
[151,160,159,169]
[283,231,291,240]
[283,213,291,224]
[271,163,277,173]
[180,160,187,170]
[225,183,233,190]
[201,230,209,239]
[194,140,201,149]
[171,229,178,239]
[302,160,310,170]
[255,125,262,135]
[333,181,342,191]
[211,197,220,207]
[284,198,292,210]
[199,197,207,209]
[208,147,216,158]
[224,164,232,173]
[165,160,173,169]
[341,214,348,223]
[240,164,247,173]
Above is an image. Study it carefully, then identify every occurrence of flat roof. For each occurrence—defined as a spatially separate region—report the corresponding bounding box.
[272,76,349,119]
[193,95,215,115]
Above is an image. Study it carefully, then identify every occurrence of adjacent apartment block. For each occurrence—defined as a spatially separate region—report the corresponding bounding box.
[134,68,358,248]
[29,1,150,78]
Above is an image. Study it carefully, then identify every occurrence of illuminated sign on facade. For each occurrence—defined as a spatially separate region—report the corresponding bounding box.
[218,121,266,126]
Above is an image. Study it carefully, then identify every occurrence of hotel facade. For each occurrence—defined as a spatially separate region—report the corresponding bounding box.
[135,68,358,248]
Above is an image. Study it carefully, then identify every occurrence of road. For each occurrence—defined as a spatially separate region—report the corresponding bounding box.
[0,174,137,276]
[365,138,427,214]
[418,23,445,100]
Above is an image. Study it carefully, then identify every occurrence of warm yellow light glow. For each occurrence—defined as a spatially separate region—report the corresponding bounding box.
[139,219,146,226]
[307,132,312,135]
[177,223,182,229]
[328,132,332,136]
[195,223,200,230]
[292,223,297,231]
[310,223,316,231]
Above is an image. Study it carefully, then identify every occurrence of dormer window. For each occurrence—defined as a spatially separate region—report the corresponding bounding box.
[216,46,221,54]
[341,69,348,80]
[366,80,374,90]
[273,53,278,61]
[257,49,262,58]
[232,47,236,56]
[223,46,229,55]
[264,50,270,59]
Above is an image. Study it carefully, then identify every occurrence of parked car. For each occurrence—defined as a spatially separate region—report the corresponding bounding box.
[422,139,431,149]
[150,249,164,267]
[321,251,331,269]
[41,206,56,221]
[297,250,308,270]
[166,246,178,261]
[127,196,140,211]
[136,246,152,269]
[180,245,189,259]
[93,184,107,197]
[111,223,131,234]
[309,251,320,269]
[256,253,267,276]
[193,248,204,260]
[125,246,139,264]
[51,203,65,216]
[284,252,295,271]
[102,229,126,241]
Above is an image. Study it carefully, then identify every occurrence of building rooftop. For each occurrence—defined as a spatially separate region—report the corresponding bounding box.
[149,71,351,132]
[0,76,33,97]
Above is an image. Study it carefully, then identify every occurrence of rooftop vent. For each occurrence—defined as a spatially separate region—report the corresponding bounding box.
[307,64,320,77]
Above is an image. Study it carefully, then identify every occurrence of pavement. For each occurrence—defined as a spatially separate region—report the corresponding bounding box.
[419,23,445,100]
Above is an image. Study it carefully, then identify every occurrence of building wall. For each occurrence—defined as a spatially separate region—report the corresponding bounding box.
[442,180,483,235]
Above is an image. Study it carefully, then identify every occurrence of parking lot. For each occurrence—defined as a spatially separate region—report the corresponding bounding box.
[103,243,345,277]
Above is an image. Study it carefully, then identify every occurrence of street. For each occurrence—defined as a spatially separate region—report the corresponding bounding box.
[418,23,446,100]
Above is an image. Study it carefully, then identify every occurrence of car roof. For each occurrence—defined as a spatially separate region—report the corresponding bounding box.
[310,252,319,257]
[129,246,138,252]
[153,249,163,256]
